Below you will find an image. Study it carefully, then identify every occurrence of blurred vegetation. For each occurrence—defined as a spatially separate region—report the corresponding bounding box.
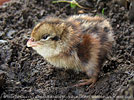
[52,0,89,9]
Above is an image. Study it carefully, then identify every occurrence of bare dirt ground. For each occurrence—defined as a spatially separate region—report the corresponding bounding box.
[0,0,134,99]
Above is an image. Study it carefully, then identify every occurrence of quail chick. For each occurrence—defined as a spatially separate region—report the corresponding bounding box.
[27,15,114,87]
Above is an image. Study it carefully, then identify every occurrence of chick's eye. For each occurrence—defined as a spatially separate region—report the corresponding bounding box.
[51,36,59,41]
[42,34,50,40]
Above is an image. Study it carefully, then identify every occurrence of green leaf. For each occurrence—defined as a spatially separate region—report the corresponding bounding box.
[102,8,104,15]
[52,1,58,3]
[70,3,76,8]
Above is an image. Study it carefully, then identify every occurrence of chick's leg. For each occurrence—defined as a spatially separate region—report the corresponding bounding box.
[74,67,99,88]
[75,77,97,88]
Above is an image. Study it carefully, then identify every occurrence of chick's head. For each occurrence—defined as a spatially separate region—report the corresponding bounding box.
[27,17,72,58]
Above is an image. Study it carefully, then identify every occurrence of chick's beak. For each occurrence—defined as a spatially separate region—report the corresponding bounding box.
[27,38,38,47]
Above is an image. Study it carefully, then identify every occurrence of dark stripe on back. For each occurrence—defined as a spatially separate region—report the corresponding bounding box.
[82,24,100,35]
[99,32,108,44]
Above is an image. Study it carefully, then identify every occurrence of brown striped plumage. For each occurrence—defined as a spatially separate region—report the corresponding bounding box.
[27,15,114,87]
